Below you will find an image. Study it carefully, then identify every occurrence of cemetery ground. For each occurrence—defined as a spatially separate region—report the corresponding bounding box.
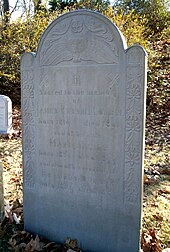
[0,106,169,252]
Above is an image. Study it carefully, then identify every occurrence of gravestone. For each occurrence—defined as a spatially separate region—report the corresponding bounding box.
[21,10,147,252]
[0,95,12,134]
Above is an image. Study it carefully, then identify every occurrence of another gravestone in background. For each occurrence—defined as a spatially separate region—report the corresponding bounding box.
[0,95,12,134]
[21,10,147,252]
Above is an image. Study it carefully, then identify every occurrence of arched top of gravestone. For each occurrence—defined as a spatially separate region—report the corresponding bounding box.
[36,10,127,66]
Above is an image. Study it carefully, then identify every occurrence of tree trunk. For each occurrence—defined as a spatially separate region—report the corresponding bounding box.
[3,0,9,13]
[3,0,10,23]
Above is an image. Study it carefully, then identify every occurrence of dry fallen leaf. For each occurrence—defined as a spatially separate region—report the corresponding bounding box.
[159,189,170,194]
[144,175,156,185]
[25,235,44,252]
[141,229,162,252]
[152,214,164,221]
[13,212,21,224]
[159,168,170,175]
[66,238,78,250]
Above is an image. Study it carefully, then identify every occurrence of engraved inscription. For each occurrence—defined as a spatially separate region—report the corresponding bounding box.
[73,74,81,85]
[36,65,121,198]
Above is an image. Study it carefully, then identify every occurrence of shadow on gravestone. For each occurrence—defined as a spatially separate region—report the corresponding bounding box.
[21,10,147,252]
[0,95,12,134]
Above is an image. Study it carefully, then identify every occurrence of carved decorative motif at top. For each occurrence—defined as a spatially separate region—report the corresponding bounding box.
[40,14,119,65]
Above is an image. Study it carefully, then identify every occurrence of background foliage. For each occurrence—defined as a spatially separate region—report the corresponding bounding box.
[0,10,58,102]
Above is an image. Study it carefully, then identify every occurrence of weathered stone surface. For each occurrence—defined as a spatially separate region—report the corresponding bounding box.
[21,10,147,252]
[0,95,12,134]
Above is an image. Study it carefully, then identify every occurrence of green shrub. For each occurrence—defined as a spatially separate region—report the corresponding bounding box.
[0,10,59,103]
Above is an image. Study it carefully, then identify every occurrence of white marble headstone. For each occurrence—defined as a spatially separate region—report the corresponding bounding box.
[21,10,147,252]
[0,95,12,134]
